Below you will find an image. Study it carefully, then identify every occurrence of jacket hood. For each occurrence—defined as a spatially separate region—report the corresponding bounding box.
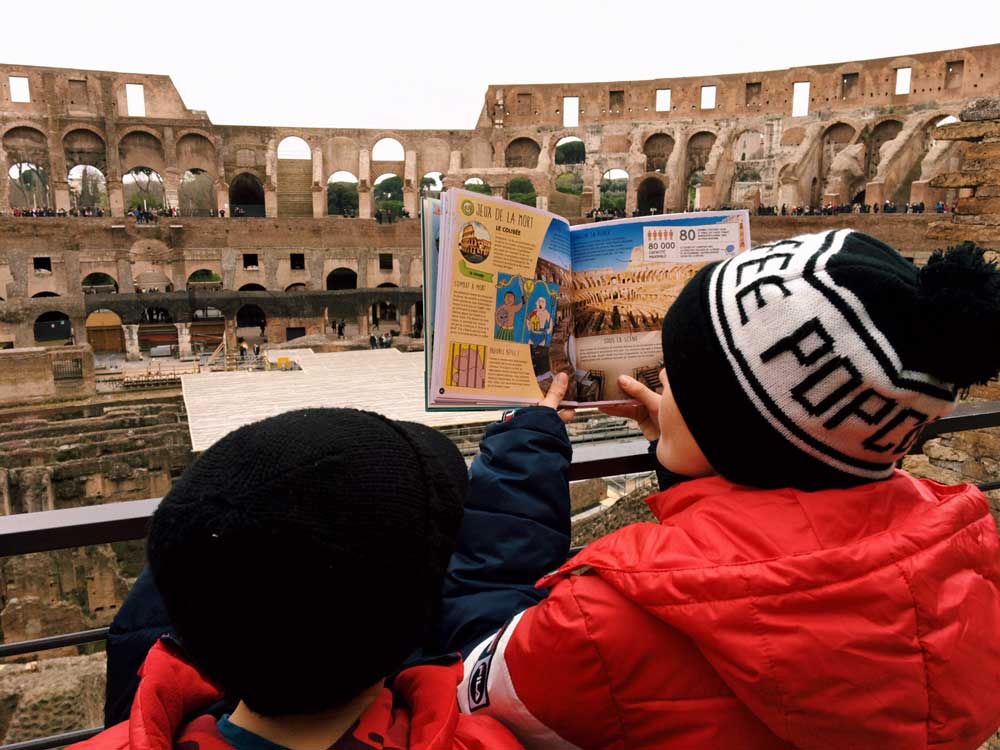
[70,641,520,750]
[542,471,1000,750]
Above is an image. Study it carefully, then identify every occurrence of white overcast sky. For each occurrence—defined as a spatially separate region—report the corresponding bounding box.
[6,0,999,130]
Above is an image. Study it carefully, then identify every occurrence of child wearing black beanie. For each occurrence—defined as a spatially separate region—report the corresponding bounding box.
[441,230,1000,750]
[71,408,523,750]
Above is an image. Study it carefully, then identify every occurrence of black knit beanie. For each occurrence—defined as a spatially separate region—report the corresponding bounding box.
[147,408,468,716]
[662,230,1000,490]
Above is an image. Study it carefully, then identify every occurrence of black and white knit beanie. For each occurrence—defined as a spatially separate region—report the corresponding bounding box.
[662,230,1000,490]
[147,408,468,716]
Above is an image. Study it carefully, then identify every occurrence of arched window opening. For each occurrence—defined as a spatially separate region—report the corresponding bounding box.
[236,305,267,340]
[239,283,266,292]
[277,137,311,160]
[34,311,72,343]
[326,268,358,290]
[554,136,585,165]
[85,309,124,353]
[507,177,536,207]
[179,168,216,216]
[421,171,444,196]
[67,165,108,214]
[600,169,628,212]
[637,178,666,215]
[32,291,60,298]
[8,162,50,211]
[123,167,165,212]
[374,173,403,218]
[643,134,674,173]
[82,272,118,294]
[187,269,222,290]
[463,177,491,195]
[505,138,541,169]
[327,171,359,217]
[229,172,265,217]
[372,138,405,161]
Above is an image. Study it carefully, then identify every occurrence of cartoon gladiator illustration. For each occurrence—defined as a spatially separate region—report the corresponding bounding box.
[494,291,525,341]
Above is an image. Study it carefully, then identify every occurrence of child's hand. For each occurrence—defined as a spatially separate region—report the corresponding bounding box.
[599,372,664,441]
[540,372,576,424]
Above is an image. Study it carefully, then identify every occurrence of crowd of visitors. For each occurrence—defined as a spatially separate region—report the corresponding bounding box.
[369,332,394,349]
[5,206,106,217]
[374,207,411,223]
[750,200,951,216]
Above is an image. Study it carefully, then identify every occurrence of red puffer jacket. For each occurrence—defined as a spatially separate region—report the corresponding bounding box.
[71,640,521,750]
[459,471,1000,750]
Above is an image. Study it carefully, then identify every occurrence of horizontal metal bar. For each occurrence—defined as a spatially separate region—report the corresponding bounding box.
[0,498,160,557]
[0,727,103,750]
[922,400,1000,438]
[0,627,108,659]
[1,402,998,559]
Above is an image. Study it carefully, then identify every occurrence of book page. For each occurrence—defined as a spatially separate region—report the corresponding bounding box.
[429,190,573,406]
[421,197,441,407]
[569,211,750,402]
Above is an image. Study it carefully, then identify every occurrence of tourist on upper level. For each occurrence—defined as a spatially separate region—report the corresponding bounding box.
[72,409,522,750]
[435,232,1000,749]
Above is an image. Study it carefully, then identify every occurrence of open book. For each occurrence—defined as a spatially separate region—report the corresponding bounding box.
[423,190,750,408]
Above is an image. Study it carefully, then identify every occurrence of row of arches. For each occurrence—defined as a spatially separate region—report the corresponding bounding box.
[4,125,218,211]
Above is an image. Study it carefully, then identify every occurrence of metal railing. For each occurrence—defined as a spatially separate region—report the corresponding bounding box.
[1,400,999,750]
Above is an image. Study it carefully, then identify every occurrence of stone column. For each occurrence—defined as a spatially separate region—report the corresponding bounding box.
[358,188,372,220]
[123,324,141,361]
[162,167,181,212]
[175,322,192,357]
[357,313,369,336]
[224,317,238,352]
[312,147,326,218]
[0,145,9,211]
[399,312,412,335]
[108,180,125,217]
[403,187,417,218]
[404,150,418,217]
[449,150,463,173]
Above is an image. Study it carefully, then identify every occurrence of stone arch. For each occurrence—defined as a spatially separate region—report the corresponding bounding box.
[228,172,265,216]
[179,169,216,215]
[85,309,125,353]
[285,283,307,292]
[685,132,716,208]
[505,137,541,169]
[186,269,222,288]
[32,291,61,298]
[123,167,165,211]
[176,133,217,175]
[236,304,267,339]
[63,128,107,172]
[326,267,358,290]
[4,126,51,209]
[68,164,108,212]
[373,173,403,214]
[636,176,667,214]
[507,176,538,207]
[239,283,266,292]
[82,272,118,293]
[554,136,585,166]
[643,133,675,173]
[327,170,359,216]
[371,137,405,161]
[118,130,166,174]
[277,136,311,160]
[865,119,904,179]
[34,310,72,344]
[600,169,629,212]
[461,139,493,169]
[421,171,445,196]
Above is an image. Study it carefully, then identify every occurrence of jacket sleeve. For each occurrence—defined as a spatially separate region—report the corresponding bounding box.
[430,407,572,658]
[103,567,174,725]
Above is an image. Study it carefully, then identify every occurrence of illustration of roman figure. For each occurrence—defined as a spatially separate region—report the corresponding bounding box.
[495,291,525,341]
[526,296,553,346]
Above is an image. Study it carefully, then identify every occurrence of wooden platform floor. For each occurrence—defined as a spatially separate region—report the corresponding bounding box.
[181,348,494,451]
